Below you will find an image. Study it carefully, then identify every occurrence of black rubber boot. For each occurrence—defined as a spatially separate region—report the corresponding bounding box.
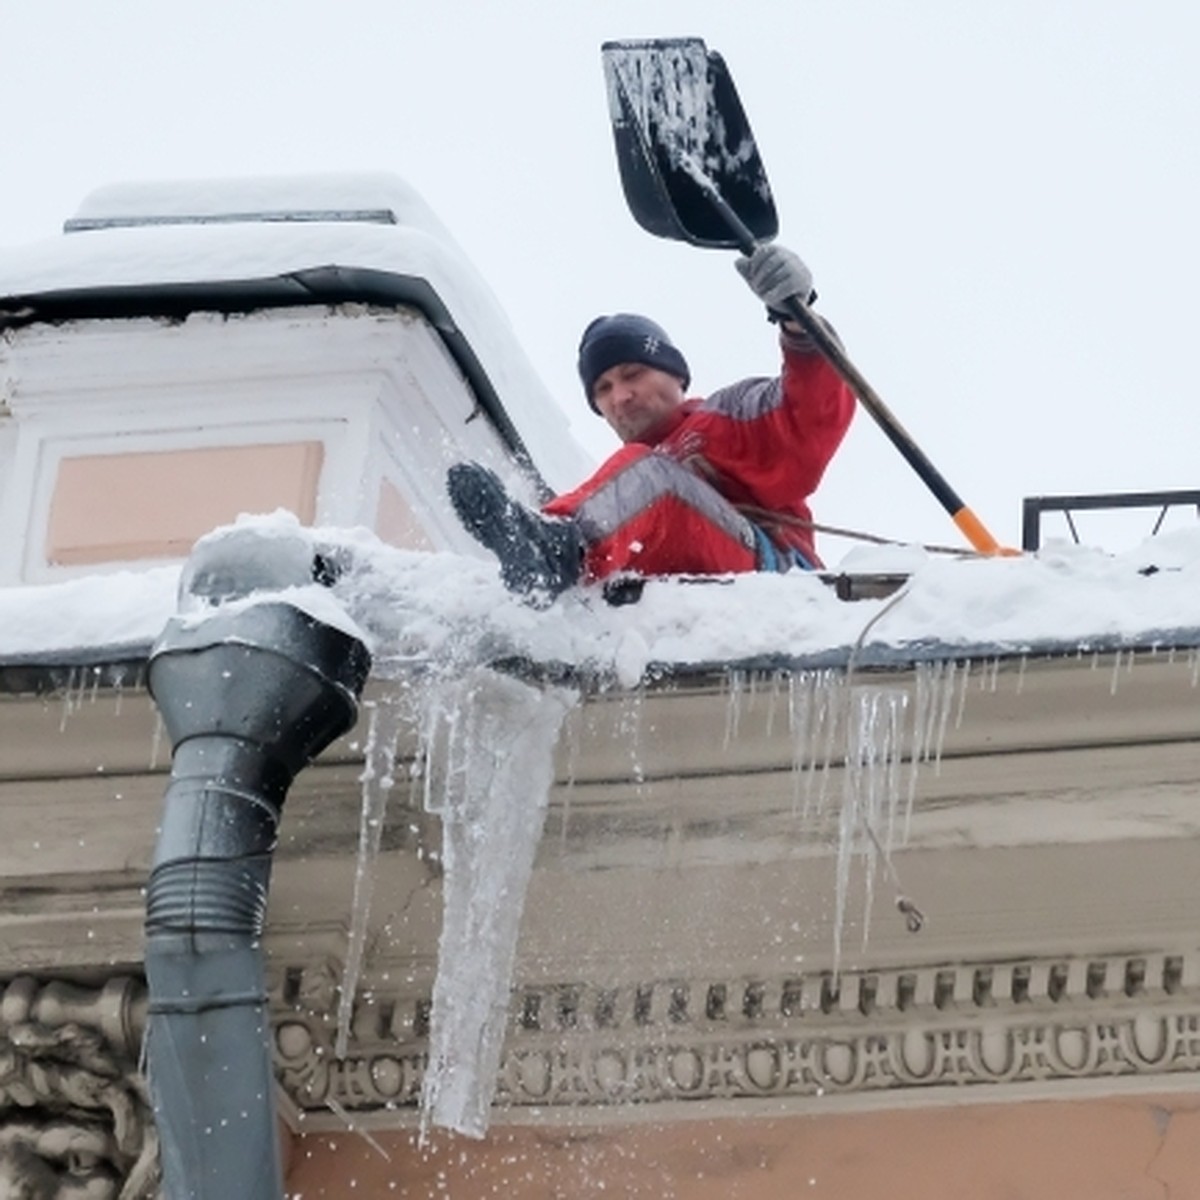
[447,463,584,606]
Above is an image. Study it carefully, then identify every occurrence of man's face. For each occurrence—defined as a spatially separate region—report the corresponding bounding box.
[592,362,686,443]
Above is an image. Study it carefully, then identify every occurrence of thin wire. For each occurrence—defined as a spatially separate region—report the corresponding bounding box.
[842,581,927,935]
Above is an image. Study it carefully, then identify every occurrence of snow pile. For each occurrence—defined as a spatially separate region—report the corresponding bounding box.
[0,566,180,664]
[212,513,1200,679]
[3,514,1200,673]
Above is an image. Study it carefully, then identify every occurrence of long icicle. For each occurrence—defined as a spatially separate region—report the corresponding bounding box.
[419,668,577,1139]
[335,689,409,1060]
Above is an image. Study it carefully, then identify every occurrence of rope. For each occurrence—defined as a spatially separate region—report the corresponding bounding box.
[679,446,999,558]
[737,502,989,559]
[810,518,987,559]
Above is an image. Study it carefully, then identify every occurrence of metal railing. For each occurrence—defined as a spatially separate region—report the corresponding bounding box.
[1021,489,1200,552]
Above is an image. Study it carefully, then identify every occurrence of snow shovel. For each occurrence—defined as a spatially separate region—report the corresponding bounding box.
[601,37,1011,556]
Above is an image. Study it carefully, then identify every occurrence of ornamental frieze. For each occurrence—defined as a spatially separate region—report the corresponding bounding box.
[269,946,1200,1120]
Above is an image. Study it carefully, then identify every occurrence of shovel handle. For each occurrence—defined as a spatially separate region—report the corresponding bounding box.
[681,159,762,255]
[681,157,1013,555]
[776,293,1009,555]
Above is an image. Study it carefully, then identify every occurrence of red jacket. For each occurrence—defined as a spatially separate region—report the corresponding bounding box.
[546,329,854,576]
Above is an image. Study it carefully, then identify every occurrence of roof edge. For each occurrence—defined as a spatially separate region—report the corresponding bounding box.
[0,265,549,498]
[6,620,1200,697]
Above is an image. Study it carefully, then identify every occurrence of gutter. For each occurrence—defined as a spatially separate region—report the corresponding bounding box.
[6,612,1200,700]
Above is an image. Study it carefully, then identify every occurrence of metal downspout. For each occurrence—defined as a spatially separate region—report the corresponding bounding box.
[144,597,370,1199]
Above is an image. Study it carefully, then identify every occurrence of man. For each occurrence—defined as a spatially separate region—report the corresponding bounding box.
[448,242,855,605]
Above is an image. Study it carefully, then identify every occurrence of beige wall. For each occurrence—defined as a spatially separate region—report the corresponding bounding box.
[285,1093,1200,1198]
[45,441,323,565]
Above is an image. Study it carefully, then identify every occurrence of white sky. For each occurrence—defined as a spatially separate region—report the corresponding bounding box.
[3,0,1199,558]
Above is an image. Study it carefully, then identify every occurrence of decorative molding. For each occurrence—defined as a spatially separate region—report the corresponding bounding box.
[270,947,1200,1122]
[0,974,158,1199]
[0,954,1191,1181]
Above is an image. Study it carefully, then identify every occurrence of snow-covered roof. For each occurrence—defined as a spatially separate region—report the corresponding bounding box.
[1,175,1197,682]
[3,514,1200,685]
[0,172,592,494]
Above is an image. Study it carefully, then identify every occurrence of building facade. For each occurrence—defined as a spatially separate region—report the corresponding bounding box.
[1,175,1199,1198]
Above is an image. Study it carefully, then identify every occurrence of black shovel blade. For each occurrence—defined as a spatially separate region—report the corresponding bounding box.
[601,37,778,249]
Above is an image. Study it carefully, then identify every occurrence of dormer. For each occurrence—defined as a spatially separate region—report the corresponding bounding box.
[0,173,590,585]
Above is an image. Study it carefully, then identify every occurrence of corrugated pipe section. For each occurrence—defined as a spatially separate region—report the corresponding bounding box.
[145,600,370,1199]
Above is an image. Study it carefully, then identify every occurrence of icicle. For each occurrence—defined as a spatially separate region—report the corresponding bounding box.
[905,659,970,842]
[762,670,784,739]
[955,658,972,729]
[787,669,841,821]
[1110,649,1124,696]
[911,660,959,770]
[148,711,165,771]
[933,659,962,768]
[787,671,815,816]
[810,671,843,820]
[325,1095,392,1162]
[832,691,866,963]
[908,664,932,784]
[111,665,126,716]
[880,691,907,861]
[58,667,80,733]
[981,657,1000,694]
[334,689,410,1060]
[832,686,909,968]
[419,667,577,1139]
[723,669,745,749]
[616,686,647,785]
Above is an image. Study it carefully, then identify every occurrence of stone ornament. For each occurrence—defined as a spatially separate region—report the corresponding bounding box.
[0,976,157,1200]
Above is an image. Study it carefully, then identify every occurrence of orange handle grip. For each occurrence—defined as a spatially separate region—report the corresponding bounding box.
[952,507,1021,556]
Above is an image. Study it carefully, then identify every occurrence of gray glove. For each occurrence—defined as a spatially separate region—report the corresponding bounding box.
[735,242,814,312]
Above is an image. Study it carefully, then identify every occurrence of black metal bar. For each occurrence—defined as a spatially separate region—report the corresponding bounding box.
[1021,489,1200,551]
[1025,488,1200,513]
[1021,498,1040,554]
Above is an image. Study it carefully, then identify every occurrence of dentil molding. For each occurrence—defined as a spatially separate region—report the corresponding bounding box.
[268,945,1200,1125]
